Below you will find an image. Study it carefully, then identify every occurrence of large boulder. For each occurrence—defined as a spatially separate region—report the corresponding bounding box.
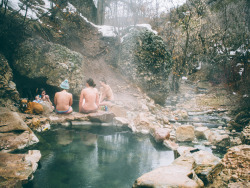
[133,148,223,188]
[221,145,250,183]
[208,131,230,149]
[132,112,157,134]
[151,127,171,142]
[176,147,222,185]
[0,108,39,152]
[118,28,172,104]
[0,150,41,187]
[163,139,179,150]
[195,126,209,140]
[176,125,195,142]
[113,117,129,126]
[87,111,115,123]
[0,54,19,108]
[133,164,203,188]
[210,145,250,188]
[192,151,222,184]
[13,37,85,96]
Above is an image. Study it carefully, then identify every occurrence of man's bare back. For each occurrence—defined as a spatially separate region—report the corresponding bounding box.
[54,90,73,113]
[79,87,99,113]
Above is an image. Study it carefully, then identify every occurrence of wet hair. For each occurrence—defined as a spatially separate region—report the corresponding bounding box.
[86,78,96,87]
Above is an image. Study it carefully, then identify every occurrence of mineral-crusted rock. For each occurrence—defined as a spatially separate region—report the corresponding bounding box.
[176,125,195,142]
[0,150,41,187]
[221,145,250,182]
[88,111,115,123]
[151,127,171,142]
[240,124,250,144]
[192,151,222,184]
[13,37,85,96]
[195,127,209,140]
[0,54,19,107]
[132,112,157,134]
[133,164,203,188]
[0,108,39,152]
[173,109,189,119]
[113,117,129,126]
[230,136,242,147]
[177,146,196,156]
[163,140,179,150]
[208,131,230,148]
[40,101,54,114]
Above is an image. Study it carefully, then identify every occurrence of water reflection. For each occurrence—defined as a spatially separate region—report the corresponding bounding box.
[57,129,73,146]
[24,127,175,188]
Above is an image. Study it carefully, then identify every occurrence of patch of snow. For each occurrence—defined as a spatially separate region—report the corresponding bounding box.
[217,49,224,54]
[79,13,117,37]
[63,2,77,14]
[93,0,98,8]
[42,0,52,9]
[7,0,21,11]
[236,44,250,55]
[239,68,244,76]
[96,25,117,37]
[182,77,188,80]
[230,51,236,55]
[7,0,53,20]
[79,13,91,24]
[233,92,236,95]
[196,62,202,70]
[243,94,248,98]
[136,24,158,34]
[21,7,39,19]
[121,33,129,43]
[236,63,243,67]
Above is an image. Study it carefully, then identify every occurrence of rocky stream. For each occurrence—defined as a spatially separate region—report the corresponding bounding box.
[0,77,249,188]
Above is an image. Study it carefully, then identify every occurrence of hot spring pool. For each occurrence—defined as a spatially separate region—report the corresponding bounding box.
[23,126,176,188]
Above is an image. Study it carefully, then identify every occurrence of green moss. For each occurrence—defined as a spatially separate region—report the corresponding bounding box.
[119,29,172,103]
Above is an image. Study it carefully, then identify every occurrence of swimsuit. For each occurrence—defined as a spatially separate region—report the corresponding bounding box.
[56,107,72,114]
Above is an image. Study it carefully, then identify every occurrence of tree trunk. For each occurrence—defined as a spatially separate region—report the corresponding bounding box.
[97,0,105,25]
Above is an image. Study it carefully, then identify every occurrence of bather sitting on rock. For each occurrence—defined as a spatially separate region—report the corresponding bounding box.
[40,88,53,105]
[79,78,99,114]
[99,79,114,106]
[54,79,73,114]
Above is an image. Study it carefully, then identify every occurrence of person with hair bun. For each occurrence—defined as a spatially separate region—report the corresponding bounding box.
[79,78,99,113]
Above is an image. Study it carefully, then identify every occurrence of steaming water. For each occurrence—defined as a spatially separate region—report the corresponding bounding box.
[24,126,176,188]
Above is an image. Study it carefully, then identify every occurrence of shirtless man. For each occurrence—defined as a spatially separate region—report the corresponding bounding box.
[54,79,73,114]
[99,79,114,106]
[79,78,99,114]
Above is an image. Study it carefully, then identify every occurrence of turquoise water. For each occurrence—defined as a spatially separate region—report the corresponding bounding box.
[24,126,175,188]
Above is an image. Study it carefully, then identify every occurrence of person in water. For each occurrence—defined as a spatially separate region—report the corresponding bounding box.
[54,79,73,114]
[79,78,99,114]
[99,79,114,106]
